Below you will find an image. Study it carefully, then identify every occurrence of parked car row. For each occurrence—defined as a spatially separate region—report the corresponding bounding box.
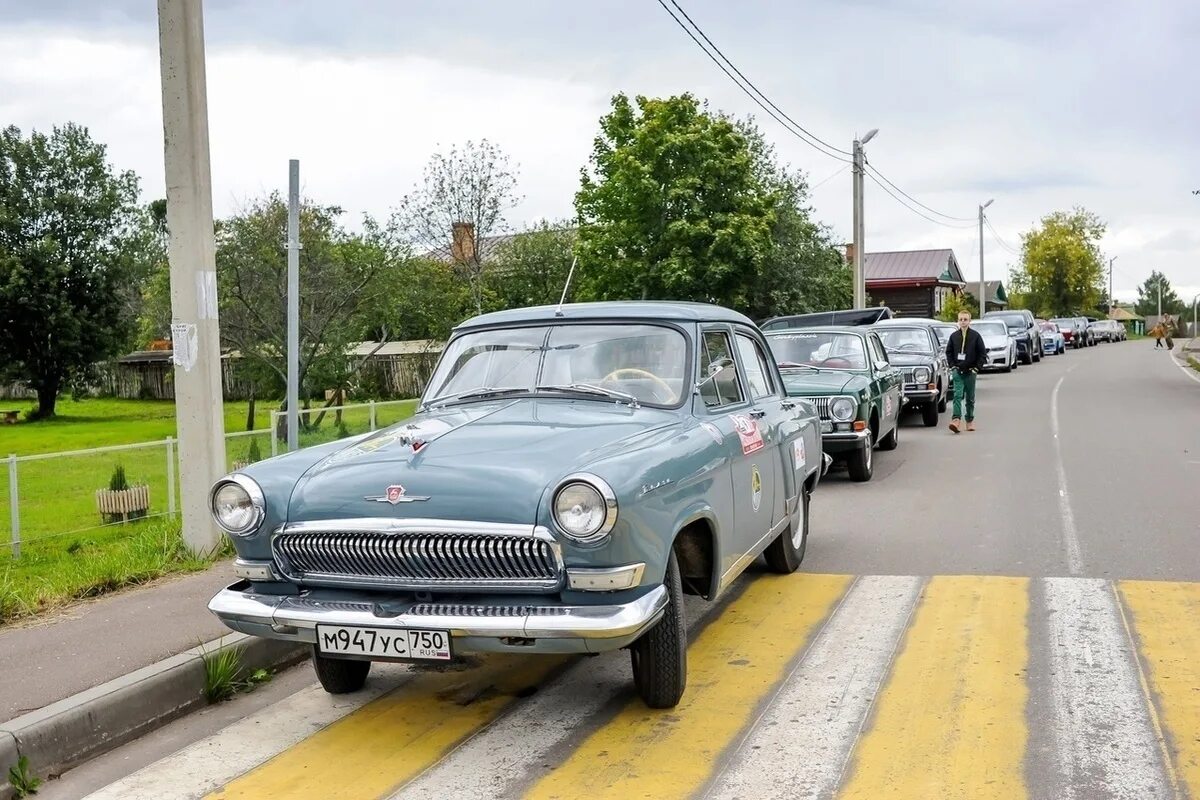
[202,298,1130,713]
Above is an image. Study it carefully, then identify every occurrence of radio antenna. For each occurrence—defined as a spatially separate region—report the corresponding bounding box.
[555,255,578,317]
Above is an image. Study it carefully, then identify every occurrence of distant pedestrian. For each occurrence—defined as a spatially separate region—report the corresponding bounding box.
[1152,323,1165,348]
[945,310,987,433]
[1163,315,1176,350]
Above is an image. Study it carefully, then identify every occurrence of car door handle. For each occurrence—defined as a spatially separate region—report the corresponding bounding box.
[749,408,767,419]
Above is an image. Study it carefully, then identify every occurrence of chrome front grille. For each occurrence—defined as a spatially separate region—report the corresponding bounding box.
[406,603,570,617]
[803,397,832,420]
[273,529,563,592]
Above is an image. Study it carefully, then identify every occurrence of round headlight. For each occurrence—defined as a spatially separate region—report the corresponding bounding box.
[913,367,932,384]
[210,476,264,536]
[830,397,856,421]
[553,475,617,544]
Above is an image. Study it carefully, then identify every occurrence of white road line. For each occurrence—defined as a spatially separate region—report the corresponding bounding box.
[1169,351,1200,384]
[1050,376,1083,575]
[1044,578,1173,799]
[81,666,401,800]
[703,575,923,800]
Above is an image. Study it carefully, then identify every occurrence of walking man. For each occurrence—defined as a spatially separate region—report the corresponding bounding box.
[945,310,987,433]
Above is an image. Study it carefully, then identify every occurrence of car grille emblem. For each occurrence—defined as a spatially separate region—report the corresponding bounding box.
[365,484,430,504]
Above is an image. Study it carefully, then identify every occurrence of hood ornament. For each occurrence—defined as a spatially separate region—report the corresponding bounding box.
[365,484,430,505]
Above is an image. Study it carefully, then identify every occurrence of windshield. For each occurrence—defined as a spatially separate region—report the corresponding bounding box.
[1050,318,1076,329]
[766,331,868,370]
[424,323,688,407]
[933,326,954,346]
[876,327,934,354]
[986,313,1028,330]
[1040,322,1059,333]
[972,321,1008,337]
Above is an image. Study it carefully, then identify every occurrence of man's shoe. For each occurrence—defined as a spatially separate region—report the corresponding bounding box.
[967,421,976,432]
[949,418,961,434]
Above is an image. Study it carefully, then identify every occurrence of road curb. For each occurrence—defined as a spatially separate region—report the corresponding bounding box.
[0,633,306,799]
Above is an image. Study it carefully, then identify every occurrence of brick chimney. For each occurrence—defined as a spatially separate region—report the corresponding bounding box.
[844,242,855,264]
[450,221,476,263]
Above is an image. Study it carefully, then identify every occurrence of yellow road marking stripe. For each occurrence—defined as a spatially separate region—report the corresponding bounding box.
[207,653,567,800]
[524,572,853,800]
[1118,580,1200,797]
[835,575,1029,800]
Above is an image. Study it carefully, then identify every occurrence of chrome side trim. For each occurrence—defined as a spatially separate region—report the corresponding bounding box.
[208,582,669,642]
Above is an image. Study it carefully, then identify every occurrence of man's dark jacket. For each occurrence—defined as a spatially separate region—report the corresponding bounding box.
[945,327,987,373]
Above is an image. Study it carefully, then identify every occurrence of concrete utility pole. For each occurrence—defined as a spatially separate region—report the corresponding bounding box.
[1158,275,1162,319]
[286,160,300,452]
[157,0,225,554]
[851,129,878,309]
[1108,256,1116,312]
[979,199,993,317]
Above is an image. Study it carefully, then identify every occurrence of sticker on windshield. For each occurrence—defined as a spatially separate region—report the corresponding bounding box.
[700,422,724,445]
[730,414,765,455]
[751,465,762,512]
[793,438,806,471]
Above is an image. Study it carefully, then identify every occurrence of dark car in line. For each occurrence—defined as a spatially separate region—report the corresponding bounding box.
[869,319,950,427]
[982,310,1044,364]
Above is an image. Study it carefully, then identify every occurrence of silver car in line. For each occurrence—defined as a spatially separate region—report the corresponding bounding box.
[971,319,1018,373]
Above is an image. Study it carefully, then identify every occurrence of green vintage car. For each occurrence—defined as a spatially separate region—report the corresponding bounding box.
[763,326,903,482]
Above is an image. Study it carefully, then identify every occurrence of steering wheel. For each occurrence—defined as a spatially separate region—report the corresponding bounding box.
[601,367,676,402]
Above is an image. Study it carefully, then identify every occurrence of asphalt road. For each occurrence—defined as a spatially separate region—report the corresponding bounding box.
[39,338,1200,800]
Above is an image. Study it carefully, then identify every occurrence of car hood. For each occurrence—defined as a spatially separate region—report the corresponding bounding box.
[780,369,862,396]
[286,399,681,525]
[981,333,1010,348]
[885,352,937,367]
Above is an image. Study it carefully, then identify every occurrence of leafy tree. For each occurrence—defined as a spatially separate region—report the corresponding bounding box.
[485,220,577,311]
[391,140,521,316]
[215,193,395,421]
[739,125,849,319]
[573,93,775,308]
[1134,271,1186,318]
[0,123,142,418]
[1012,208,1106,317]
[940,292,979,322]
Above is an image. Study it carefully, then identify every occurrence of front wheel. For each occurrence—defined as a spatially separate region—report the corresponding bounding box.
[630,549,687,709]
[847,441,874,482]
[922,400,939,427]
[764,486,810,573]
[312,649,371,694]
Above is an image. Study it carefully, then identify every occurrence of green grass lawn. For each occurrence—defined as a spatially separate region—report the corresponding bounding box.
[1,397,418,545]
[0,517,230,624]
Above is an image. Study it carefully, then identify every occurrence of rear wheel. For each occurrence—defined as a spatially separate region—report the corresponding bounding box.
[630,549,687,709]
[764,486,810,573]
[312,649,371,694]
[878,419,899,451]
[847,441,874,482]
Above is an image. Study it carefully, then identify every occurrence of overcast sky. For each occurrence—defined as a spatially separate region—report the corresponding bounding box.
[2,0,1197,303]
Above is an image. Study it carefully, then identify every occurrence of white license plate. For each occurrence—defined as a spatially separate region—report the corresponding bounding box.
[316,625,452,661]
[820,420,833,433]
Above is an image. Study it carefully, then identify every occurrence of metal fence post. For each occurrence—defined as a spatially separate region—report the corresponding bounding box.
[7,454,19,559]
[369,400,377,432]
[270,411,280,457]
[166,437,177,516]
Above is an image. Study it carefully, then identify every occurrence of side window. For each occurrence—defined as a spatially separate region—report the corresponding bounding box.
[699,330,745,408]
[735,334,774,401]
[869,335,889,367]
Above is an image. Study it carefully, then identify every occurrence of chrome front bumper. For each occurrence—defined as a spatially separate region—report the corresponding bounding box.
[209,581,668,656]
[822,429,871,443]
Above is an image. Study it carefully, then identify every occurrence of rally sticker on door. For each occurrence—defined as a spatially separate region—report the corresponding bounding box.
[793,437,806,471]
[730,414,765,455]
[885,394,893,419]
[751,465,762,512]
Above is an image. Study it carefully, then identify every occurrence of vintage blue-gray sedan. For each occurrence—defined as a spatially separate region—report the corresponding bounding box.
[207,302,828,708]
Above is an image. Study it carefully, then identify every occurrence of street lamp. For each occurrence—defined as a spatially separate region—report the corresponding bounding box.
[852,128,879,308]
[978,199,993,318]
[1192,292,1199,341]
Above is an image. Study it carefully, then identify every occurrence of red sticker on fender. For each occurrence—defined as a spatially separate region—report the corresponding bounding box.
[730,414,765,455]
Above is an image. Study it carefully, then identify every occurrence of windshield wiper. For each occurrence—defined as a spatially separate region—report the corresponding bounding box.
[536,383,641,408]
[423,386,529,408]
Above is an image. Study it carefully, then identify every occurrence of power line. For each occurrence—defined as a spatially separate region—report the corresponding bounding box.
[984,217,1021,256]
[652,0,851,164]
[865,164,975,223]
[863,170,976,229]
[810,163,851,190]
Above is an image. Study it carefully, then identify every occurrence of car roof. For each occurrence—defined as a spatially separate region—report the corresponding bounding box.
[760,307,894,329]
[454,301,755,331]
[871,318,940,328]
[763,325,867,337]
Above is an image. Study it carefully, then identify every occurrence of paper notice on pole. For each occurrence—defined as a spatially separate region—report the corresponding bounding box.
[196,270,219,320]
[171,323,198,371]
